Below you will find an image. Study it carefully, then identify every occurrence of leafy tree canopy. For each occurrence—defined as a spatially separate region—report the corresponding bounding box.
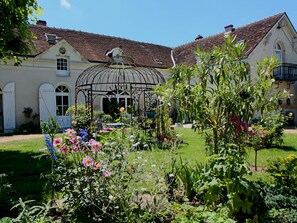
[0,0,41,65]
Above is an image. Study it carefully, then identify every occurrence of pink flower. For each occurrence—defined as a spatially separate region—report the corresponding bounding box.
[260,130,265,138]
[58,145,69,153]
[65,129,76,137]
[89,139,96,145]
[119,107,125,113]
[102,169,111,177]
[73,145,80,152]
[70,137,79,145]
[91,142,102,153]
[93,162,102,170]
[82,156,94,167]
[53,138,63,147]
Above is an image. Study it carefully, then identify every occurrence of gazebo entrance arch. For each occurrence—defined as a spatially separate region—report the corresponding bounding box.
[75,52,165,122]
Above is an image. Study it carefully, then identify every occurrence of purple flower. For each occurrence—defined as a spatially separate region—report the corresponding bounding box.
[79,128,88,142]
[44,134,58,161]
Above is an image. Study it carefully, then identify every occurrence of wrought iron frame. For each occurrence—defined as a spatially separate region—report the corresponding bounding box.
[75,55,165,122]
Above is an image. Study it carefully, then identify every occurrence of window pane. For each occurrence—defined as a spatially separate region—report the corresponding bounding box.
[56,96,62,105]
[119,98,125,107]
[63,96,69,105]
[56,106,62,116]
[63,106,69,115]
[63,87,69,92]
[57,58,68,71]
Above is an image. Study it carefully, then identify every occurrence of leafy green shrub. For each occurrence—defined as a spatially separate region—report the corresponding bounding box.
[263,185,297,223]
[168,159,204,202]
[15,107,40,134]
[66,104,91,132]
[10,198,53,223]
[255,155,297,223]
[40,117,60,142]
[267,154,297,191]
[199,144,258,217]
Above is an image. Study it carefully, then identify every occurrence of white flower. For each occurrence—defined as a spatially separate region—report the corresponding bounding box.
[132,142,140,147]
[108,195,114,201]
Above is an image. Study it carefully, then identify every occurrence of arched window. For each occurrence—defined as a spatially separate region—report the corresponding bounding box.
[55,85,70,116]
[275,42,284,62]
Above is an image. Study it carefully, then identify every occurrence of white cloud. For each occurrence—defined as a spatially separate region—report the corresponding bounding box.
[60,0,71,9]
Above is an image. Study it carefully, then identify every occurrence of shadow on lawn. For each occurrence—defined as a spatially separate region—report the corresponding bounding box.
[275,145,297,151]
[0,150,51,218]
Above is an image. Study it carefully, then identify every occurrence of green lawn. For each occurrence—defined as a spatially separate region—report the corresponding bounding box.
[175,127,297,166]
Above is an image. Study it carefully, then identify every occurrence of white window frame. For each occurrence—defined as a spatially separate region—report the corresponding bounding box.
[275,42,284,62]
[55,85,70,116]
[56,56,70,77]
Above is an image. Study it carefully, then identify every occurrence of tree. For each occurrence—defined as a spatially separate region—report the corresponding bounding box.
[0,0,40,65]
[157,35,289,155]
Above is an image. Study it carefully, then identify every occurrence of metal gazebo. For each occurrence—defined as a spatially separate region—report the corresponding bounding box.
[75,49,165,122]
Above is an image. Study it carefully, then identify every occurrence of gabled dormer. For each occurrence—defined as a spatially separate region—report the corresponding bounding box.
[34,39,89,77]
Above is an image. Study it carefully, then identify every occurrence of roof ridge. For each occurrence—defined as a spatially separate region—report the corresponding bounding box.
[30,24,172,49]
[174,12,285,50]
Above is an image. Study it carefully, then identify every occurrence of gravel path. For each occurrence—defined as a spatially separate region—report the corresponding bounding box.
[0,126,296,143]
[0,134,44,143]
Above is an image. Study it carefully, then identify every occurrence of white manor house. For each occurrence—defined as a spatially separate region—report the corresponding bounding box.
[0,12,297,132]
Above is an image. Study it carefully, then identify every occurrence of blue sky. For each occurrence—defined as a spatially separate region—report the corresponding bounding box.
[36,0,297,47]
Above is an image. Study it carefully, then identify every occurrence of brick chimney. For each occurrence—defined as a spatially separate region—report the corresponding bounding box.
[36,20,47,26]
[195,35,203,40]
[224,24,234,32]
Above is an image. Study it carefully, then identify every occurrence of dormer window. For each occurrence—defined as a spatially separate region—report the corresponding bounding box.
[275,41,284,62]
[153,58,163,65]
[56,57,69,77]
[45,33,58,44]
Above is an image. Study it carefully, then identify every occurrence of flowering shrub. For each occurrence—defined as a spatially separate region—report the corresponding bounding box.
[268,154,297,192]
[250,112,287,148]
[47,128,138,222]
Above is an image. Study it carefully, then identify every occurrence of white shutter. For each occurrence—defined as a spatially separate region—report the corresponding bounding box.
[3,82,16,133]
[39,83,56,123]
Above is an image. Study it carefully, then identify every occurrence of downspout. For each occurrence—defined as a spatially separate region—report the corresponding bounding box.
[170,50,176,68]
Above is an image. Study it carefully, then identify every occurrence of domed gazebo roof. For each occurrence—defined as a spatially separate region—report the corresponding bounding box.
[75,58,165,95]
[75,48,165,118]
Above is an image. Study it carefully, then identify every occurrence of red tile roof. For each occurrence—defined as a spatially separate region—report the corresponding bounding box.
[173,13,285,65]
[29,25,173,68]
